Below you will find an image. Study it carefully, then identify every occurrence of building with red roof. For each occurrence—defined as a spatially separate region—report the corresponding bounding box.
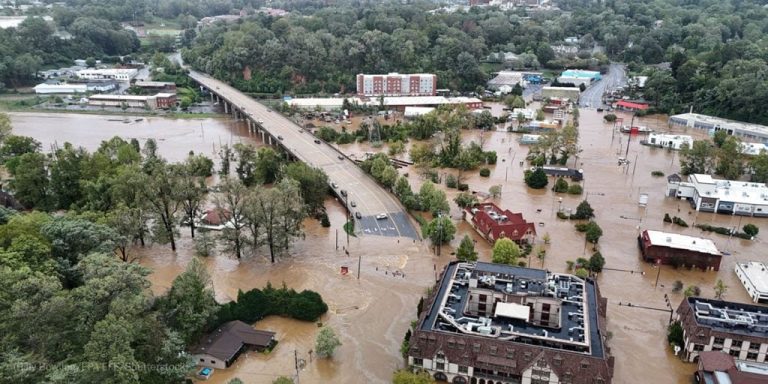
[463,202,536,244]
[615,100,649,111]
[695,351,768,384]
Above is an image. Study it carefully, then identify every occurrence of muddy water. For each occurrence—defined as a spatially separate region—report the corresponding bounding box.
[10,110,765,383]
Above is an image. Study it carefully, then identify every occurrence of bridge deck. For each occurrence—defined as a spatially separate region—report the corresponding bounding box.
[190,71,418,239]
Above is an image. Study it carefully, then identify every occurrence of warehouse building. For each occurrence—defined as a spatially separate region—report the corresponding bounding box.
[638,230,722,271]
[669,113,768,144]
[666,174,768,217]
[88,93,176,110]
[735,261,768,304]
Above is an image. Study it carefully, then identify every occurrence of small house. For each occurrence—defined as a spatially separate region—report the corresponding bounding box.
[191,320,276,369]
[463,202,536,245]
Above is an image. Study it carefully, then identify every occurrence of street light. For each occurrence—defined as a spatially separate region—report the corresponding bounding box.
[558,197,563,213]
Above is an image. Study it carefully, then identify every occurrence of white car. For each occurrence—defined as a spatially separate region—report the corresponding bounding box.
[375,213,388,220]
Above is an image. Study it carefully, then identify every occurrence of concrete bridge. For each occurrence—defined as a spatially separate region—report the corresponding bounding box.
[189,70,419,239]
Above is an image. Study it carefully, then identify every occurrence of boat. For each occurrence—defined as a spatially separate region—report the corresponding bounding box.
[135,118,143,122]
[620,125,653,134]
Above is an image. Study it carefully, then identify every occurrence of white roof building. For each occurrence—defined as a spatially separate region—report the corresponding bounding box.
[740,142,768,156]
[644,133,693,150]
[669,113,768,144]
[403,106,435,118]
[644,230,720,256]
[76,68,138,82]
[33,83,88,94]
[735,261,768,304]
[287,96,482,110]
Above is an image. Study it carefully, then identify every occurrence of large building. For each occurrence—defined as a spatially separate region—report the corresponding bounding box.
[463,202,536,245]
[641,133,693,150]
[560,70,601,82]
[735,261,768,304]
[666,174,768,217]
[695,351,768,384]
[408,261,614,384]
[33,83,88,94]
[356,73,437,97]
[190,320,276,369]
[675,297,768,364]
[638,230,722,271]
[541,87,580,101]
[88,93,176,110]
[76,68,138,82]
[286,96,482,112]
[669,113,768,145]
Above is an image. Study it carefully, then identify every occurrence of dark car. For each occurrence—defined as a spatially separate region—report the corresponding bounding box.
[355,212,362,219]
[278,135,284,140]
[338,155,344,160]
[350,201,356,207]
[314,139,321,144]
[340,190,347,197]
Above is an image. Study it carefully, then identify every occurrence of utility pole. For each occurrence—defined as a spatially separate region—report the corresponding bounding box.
[357,251,361,280]
[294,350,300,384]
[335,229,338,250]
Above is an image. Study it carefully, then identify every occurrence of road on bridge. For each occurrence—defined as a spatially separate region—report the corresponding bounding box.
[189,70,419,239]
[578,63,627,109]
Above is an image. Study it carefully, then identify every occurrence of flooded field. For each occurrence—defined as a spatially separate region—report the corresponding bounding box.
[9,110,765,384]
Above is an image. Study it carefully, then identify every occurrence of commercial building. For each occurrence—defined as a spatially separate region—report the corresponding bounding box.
[408,261,614,384]
[556,76,592,88]
[669,113,768,145]
[641,133,693,150]
[675,297,768,364]
[638,230,722,271]
[33,83,88,94]
[76,68,138,82]
[735,261,768,304]
[286,96,481,112]
[540,166,584,181]
[740,142,768,156]
[541,86,580,101]
[356,73,437,97]
[615,100,649,111]
[404,106,435,118]
[133,80,177,92]
[88,93,176,110]
[463,202,536,245]
[190,320,275,369]
[695,351,768,384]
[487,71,543,90]
[666,174,768,217]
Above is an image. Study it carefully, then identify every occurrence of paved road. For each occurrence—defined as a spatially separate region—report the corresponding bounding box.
[188,71,419,239]
[578,63,627,108]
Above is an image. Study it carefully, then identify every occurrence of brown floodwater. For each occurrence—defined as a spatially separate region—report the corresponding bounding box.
[9,110,765,384]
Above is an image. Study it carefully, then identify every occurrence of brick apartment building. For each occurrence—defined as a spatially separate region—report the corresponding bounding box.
[463,202,536,245]
[638,230,722,271]
[356,73,437,97]
[408,261,614,384]
[676,297,768,364]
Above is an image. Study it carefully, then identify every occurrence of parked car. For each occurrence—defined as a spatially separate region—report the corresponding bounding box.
[350,201,356,207]
[340,190,347,197]
[314,139,321,144]
[355,212,362,219]
[338,155,344,160]
[376,213,387,220]
[277,135,284,140]
[331,182,338,189]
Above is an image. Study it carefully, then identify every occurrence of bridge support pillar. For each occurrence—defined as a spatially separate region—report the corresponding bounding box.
[223,102,229,114]
[268,135,273,146]
[261,130,265,142]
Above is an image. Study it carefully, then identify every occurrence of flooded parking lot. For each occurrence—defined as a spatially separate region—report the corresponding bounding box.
[9,110,765,383]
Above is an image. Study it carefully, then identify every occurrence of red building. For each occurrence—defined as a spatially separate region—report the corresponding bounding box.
[154,93,177,109]
[356,73,437,97]
[616,100,649,111]
[638,230,722,271]
[463,202,536,244]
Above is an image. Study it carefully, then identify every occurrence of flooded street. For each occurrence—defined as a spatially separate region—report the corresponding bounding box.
[9,110,765,383]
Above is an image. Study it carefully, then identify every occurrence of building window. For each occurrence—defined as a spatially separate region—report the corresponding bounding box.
[541,313,550,322]
[693,344,705,352]
[473,343,481,353]
[479,294,487,302]
[731,340,742,349]
[489,346,497,356]
[714,337,725,346]
[479,303,487,311]
[199,358,204,362]
[436,362,445,371]
[459,365,468,374]
[413,358,423,366]
[542,303,551,312]
[211,360,215,364]
[747,352,758,360]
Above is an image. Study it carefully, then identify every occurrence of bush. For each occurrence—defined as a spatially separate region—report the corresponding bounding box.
[672,280,684,293]
[557,211,569,220]
[485,151,497,165]
[743,224,759,237]
[458,183,469,191]
[479,168,491,177]
[567,184,583,194]
[651,170,665,177]
[445,174,458,188]
[320,213,331,227]
[672,216,688,227]
[663,213,672,223]
[524,168,548,189]
[553,178,569,193]
[603,114,617,122]
[588,251,605,272]
[216,282,329,325]
[572,200,595,220]
[667,321,683,346]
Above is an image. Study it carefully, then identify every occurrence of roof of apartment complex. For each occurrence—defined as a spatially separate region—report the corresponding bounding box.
[736,261,768,294]
[678,297,768,341]
[698,351,768,384]
[688,174,768,206]
[191,320,275,361]
[669,113,768,140]
[643,230,720,256]
[466,202,536,243]
[411,262,612,382]
[286,96,481,109]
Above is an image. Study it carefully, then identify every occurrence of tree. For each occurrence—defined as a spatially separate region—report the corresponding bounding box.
[177,161,208,238]
[553,177,569,193]
[143,161,182,251]
[524,168,548,189]
[9,152,51,210]
[715,136,744,179]
[588,251,605,272]
[456,235,478,262]
[749,151,768,183]
[388,141,406,156]
[233,143,258,186]
[216,177,249,259]
[574,200,595,220]
[680,141,715,175]
[0,112,12,143]
[489,185,502,199]
[283,162,329,215]
[714,279,728,300]
[585,222,603,244]
[453,192,477,209]
[157,257,218,344]
[423,215,456,246]
[255,147,283,184]
[684,285,701,297]
[418,182,449,216]
[272,378,294,384]
[103,204,142,262]
[492,238,520,265]
[392,370,436,384]
[743,224,759,237]
[315,327,342,358]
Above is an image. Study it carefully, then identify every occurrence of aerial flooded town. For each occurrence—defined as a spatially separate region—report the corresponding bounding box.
[1,1,768,384]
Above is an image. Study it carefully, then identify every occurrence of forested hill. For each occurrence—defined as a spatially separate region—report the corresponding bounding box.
[182,0,768,124]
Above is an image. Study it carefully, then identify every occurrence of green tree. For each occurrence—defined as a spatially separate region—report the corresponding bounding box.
[423,215,456,246]
[392,370,436,384]
[715,136,744,180]
[9,152,51,210]
[143,161,182,251]
[714,279,728,300]
[684,285,701,297]
[489,185,502,199]
[158,257,218,345]
[216,177,249,259]
[743,224,759,237]
[713,130,729,148]
[524,168,548,189]
[680,141,715,175]
[585,222,603,244]
[255,147,283,184]
[588,251,605,272]
[453,192,478,209]
[388,140,406,156]
[553,177,569,193]
[492,238,520,265]
[315,327,342,358]
[233,143,258,186]
[456,235,478,262]
[0,112,13,144]
[418,182,449,216]
[177,161,208,238]
[283,162,329,215]
[574,200,595,220]
[750,151,768,183]
[667,321,684,347]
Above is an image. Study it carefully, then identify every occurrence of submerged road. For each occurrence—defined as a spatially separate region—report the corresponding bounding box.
[188,71,419,239]
[579,63,627,108]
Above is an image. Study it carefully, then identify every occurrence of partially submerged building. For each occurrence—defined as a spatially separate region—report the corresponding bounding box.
[88,93,177,110]
[695,351,768,384]
[191,320,276,369]
[676,297,768,364]
[407,261,614,384]
[642,133,693,150]
[735,261,768,304]
[666,174,768,217]
[669,113,768,145]
[541,86,580,101]
[463,202,536,245]
[638,230,722,271]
